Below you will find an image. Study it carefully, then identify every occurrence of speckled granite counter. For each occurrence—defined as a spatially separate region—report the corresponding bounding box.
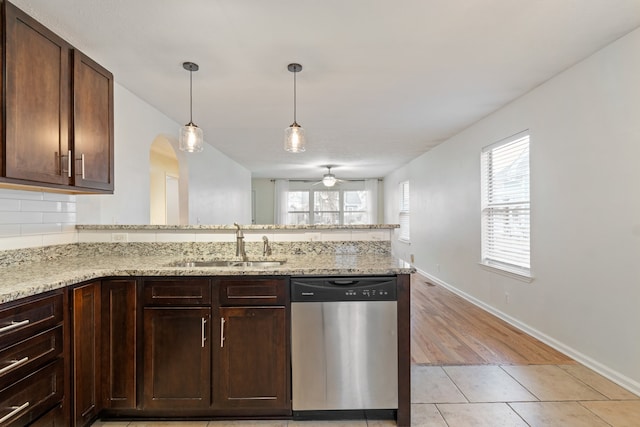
[75,224,399,230]
[0,252,414,304]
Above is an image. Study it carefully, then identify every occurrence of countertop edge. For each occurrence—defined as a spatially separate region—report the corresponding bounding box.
[76,224,400,231]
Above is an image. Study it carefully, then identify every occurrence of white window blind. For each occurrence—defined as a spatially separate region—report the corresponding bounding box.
[399,181,410,241]
[481,132,530,276]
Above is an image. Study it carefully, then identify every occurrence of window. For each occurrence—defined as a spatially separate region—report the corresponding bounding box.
[314,190,340,224]
[287,191,309,225]
[285,186,372,225]
[481,131,530,277]
[398,181,410,242]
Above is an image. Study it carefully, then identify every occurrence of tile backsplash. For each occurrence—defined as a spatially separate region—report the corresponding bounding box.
[0,189,78,249]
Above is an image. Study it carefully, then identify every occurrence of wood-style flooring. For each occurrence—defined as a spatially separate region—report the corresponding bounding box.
[410,274,575,365]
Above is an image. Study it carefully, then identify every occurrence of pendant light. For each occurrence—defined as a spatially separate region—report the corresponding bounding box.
[284,63,306,153]
[179,61,204,153]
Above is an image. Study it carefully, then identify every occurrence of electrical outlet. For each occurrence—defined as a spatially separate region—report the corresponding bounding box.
[112,233,128,242]
[410,254,415,263]
[505,292,510,304]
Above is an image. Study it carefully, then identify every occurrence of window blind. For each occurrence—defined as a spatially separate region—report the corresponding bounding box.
[481,132,530,275]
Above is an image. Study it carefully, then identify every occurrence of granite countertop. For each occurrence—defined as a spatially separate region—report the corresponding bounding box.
[76,224,400,230]
[0,253,414,304]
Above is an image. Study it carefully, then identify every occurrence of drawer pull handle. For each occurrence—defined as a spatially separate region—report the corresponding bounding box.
[0,319,30,333]
[0,401,30,424]
[0,356,29,375]
[201,317,207,348]
[220,317,226,348]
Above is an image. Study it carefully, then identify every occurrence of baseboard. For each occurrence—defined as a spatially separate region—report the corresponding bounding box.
[415,267,640,397]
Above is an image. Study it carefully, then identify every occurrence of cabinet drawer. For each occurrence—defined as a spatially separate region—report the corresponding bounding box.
[143,279,211,306]
[0,359,63,427]
[29,402,64,427]
[0,293,63,347]
[0,326,62,386]
[219,278,287,306]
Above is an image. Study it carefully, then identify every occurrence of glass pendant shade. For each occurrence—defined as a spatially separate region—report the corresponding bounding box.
[179,61,203,153]
[179,122,204,152]
[322,173,337,187]
[284,122,306,153]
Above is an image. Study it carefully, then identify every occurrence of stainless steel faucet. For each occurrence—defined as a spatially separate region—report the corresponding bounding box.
[233,222,248,261]
[262,236,272,256]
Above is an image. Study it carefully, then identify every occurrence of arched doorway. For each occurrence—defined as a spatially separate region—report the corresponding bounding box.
[150,137,180,224]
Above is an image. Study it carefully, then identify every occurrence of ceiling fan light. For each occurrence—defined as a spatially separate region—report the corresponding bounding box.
[322,174,337,187]
[179,122,204,152]
[284,122,306,153]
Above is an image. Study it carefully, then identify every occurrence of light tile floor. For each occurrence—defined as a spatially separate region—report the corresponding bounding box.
[92,364,640,427]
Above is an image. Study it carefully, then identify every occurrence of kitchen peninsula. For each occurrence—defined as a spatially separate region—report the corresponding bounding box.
[0,224,413,426]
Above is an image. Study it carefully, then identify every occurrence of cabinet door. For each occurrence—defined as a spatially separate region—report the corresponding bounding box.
[72,49,114,192]
[3,2,71,185]
[213,306,289,413]
[72,282,101,427]
[101,280,137,409]
[143,308,210,410]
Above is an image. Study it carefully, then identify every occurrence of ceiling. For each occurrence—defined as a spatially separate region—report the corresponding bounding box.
[12,0,640,180]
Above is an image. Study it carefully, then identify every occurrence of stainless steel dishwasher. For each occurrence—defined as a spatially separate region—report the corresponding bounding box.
[290,276,398,413]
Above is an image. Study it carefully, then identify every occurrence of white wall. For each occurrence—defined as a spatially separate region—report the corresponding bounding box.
[76,82,252,226]
[186,148,251,225]
[384,168,411,262]
[385,28,640,393]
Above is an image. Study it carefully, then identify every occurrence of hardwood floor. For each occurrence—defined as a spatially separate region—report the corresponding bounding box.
[410,274,575,365]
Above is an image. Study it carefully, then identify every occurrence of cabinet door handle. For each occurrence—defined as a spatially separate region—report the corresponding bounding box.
[0,356,29,375]
[0,319,30,334]
[81,153,86,179]
[201,317,207,348]
[220,317,226,348]
[0,401,30,424]
[68,150,72,178]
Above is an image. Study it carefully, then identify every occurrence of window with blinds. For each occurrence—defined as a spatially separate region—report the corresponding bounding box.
[399,181,410,242]
[481,131,530,276]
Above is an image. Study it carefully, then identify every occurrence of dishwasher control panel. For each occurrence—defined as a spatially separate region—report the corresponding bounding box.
[291,276,397,302]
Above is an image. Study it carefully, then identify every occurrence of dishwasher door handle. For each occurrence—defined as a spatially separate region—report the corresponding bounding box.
[328,280,359,286]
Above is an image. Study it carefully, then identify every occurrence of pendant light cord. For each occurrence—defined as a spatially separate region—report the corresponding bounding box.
[189,68,194,124]
[293,68,297,124]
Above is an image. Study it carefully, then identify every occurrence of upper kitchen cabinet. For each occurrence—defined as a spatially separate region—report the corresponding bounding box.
[72,50,114,192]
[0,1,114,193]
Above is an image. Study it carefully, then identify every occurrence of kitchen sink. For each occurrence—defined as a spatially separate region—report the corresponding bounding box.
[168,260,286,268]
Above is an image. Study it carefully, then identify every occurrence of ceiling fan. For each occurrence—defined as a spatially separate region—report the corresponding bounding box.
[313,165,345,187]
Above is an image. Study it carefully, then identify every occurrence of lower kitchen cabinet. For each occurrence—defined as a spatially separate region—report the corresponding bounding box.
[213,306,289,414]
[101,279,137,410]
[71,281,101,427]
[142,307,211,410]
[30,403,65,427]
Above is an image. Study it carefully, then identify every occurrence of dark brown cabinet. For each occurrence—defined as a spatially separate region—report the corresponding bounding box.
[101,279,137,410]
[214,306,288,413]
[2,0,71,186]
[72,50,114,192]
[0,291,65,427]
[142,279,211,411]
[0,0,114,193]
[71,282,101,426]
[30,403,65,427]
[213,278,290,415]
